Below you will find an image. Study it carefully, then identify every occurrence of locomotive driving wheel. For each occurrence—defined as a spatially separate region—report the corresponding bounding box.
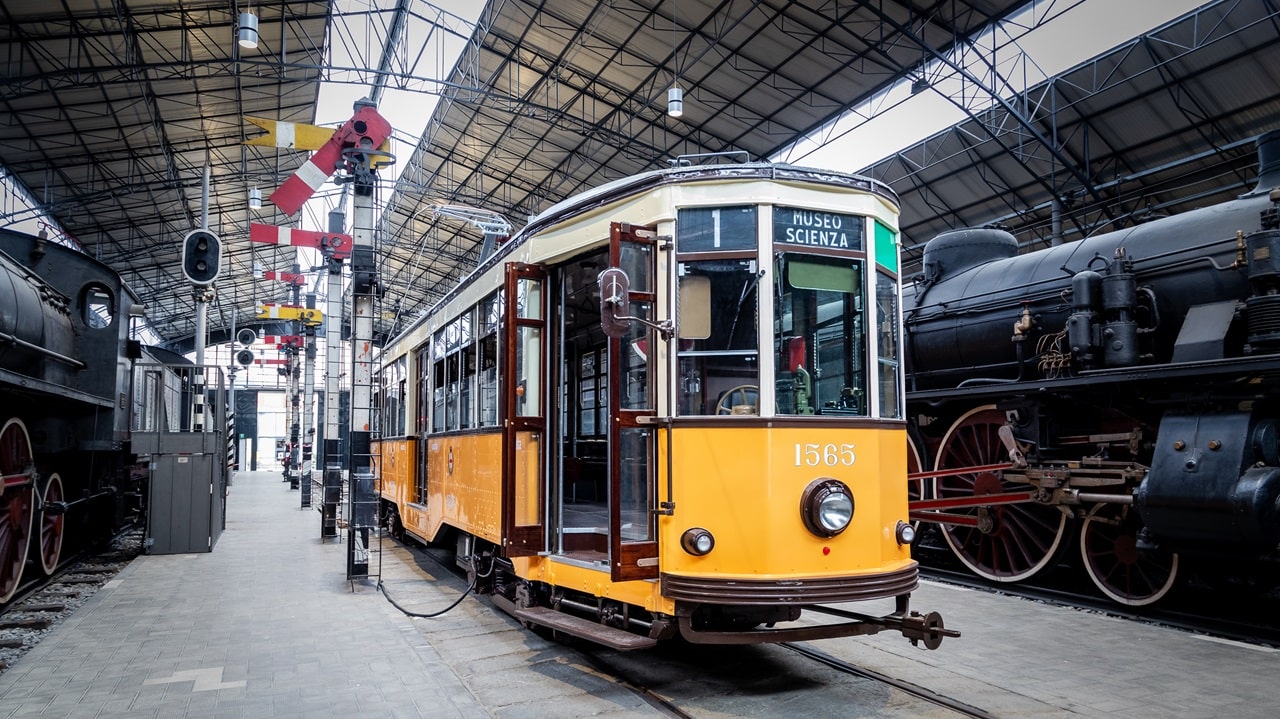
[934,405,1068,583]
[0,418,37,603]
[1080,502,1178,606]
[37,473,65,575]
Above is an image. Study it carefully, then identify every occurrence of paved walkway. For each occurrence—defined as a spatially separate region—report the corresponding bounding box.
[0,471,643,718]
[3,469,1279,718]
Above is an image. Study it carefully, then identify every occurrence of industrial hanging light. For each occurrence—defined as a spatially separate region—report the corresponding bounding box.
[667,5,685,119]
[238,11,259,50]
[667,86,684,118]
[248,187,262,209]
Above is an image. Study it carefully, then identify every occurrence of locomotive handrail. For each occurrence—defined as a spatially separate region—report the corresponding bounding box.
[0,330,86,369]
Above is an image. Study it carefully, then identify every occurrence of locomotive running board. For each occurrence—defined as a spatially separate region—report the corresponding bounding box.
[490,595,658,651]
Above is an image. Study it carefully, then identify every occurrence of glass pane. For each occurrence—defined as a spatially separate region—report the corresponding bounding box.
[620,242,653,293]
[461,346,476,429]
[877,271,901,419]
[514,430,542,525]
[619,427,653,541]
[623,301,651,410]
[677,206,757,252]
[773,253,866,416]
[479,335,498,427]
[84,286,114,328]
[394,357,406,435]
[416,346,430,434]
[432,360,445,432]
[516,325,542,417]
[517,277,542,320]
[674,259,759,416]
[482,291,502,334]
[446,353,460,430]
[773,206,864,252]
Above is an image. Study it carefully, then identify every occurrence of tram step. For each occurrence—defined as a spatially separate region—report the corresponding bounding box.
[493,596,657,651]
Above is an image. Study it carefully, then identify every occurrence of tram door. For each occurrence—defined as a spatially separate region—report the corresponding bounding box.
[607,223,659,581]
[502,263,547,557]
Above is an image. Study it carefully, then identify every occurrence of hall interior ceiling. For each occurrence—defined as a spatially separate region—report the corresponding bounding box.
[1,0,1277,348]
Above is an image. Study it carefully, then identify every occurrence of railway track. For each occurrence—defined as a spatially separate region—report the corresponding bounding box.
[0,528,142,673]
[918,563,1280,649]
[780,642,996,719]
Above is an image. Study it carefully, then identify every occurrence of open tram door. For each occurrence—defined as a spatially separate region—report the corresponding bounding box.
[603,223,661,581]
[502,263,547,557]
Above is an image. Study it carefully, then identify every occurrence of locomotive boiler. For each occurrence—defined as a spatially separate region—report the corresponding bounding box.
[904,130,1280,605]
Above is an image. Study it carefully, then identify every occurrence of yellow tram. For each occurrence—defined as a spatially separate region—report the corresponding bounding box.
[373,161,955,649]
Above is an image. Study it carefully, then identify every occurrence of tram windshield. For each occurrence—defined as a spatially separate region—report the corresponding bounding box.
[773,253,866,416]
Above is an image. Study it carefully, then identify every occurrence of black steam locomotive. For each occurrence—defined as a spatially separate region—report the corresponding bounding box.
[905,131,1280,606]
[0,228,149,602]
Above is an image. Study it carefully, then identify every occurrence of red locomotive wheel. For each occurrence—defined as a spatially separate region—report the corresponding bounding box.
[934,405,1068,583]
[37,473,65,575]
[1080,502,1178,606]
[0,418,37,603]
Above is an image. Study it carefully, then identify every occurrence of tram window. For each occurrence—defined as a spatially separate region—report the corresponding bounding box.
[578,349,602,436]
[432,356,445,433]
[479,292,502,428]
[416,345,430,433]
[623,302,651,410]
[392,356,407,436]
[515,325,542,417]
[675,259,759,415]
[446,352,460,430]
[461,345,476,429]
[396,377,407,435]
[773,254,866,416]
[677,206,757,252]
[478,334,499,427]
[876,271,901,419]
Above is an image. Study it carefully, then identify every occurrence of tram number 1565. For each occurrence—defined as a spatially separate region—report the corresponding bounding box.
[794,443,856,467]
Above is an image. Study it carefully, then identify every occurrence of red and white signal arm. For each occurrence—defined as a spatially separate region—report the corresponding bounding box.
[269,105,392,215]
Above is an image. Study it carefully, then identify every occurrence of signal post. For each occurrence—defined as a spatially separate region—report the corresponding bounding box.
[250,100,392,573]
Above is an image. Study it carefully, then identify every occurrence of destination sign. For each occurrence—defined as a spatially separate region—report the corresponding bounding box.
[773,207,863,250]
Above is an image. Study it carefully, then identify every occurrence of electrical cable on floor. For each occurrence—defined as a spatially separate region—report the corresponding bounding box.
[376,553,493,618]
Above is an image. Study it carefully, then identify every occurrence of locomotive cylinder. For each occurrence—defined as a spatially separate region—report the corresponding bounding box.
[1136,412,1280,547]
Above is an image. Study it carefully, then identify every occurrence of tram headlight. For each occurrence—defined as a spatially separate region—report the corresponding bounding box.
[800,478,854,538]
[680,527,715,556]
[896,520,916,545]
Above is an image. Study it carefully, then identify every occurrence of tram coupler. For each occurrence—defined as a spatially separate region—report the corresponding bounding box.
[898,610,958,650]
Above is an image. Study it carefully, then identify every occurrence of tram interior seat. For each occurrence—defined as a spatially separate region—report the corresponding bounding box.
[565,456,607,503]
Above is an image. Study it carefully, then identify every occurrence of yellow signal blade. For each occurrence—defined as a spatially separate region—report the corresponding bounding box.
[244,116,335,151]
